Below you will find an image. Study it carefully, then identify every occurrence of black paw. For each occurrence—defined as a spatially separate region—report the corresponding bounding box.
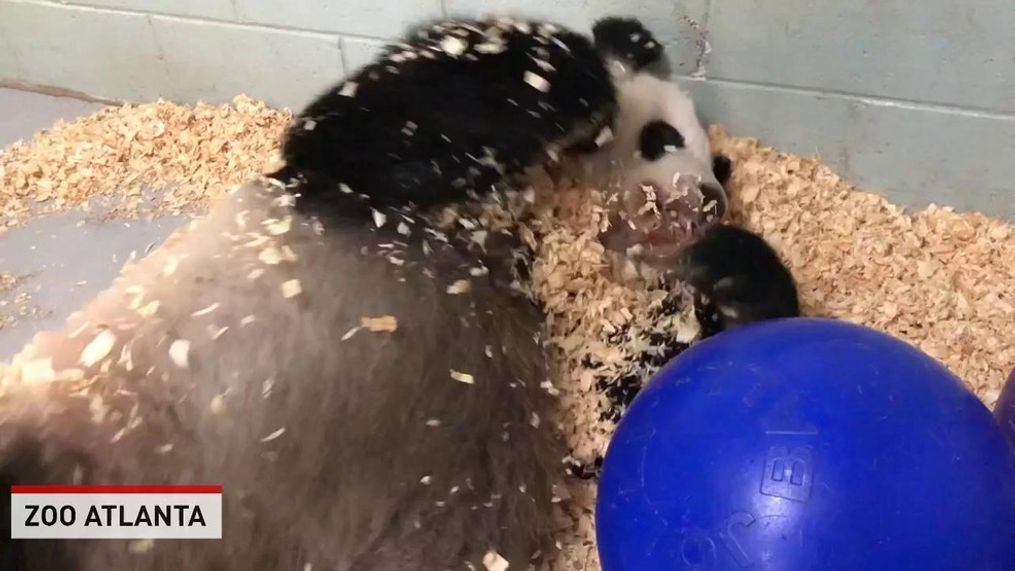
[679,224,800,335]
[592,17,664,70]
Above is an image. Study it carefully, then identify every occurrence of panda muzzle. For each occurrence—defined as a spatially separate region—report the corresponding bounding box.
[599,173,729,266]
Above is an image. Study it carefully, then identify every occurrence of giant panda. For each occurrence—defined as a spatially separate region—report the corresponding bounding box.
[0,15,679,571]
[573,17,800,338]
[550,21,801,481]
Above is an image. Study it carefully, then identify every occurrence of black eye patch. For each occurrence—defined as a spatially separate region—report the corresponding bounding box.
[638,120,685,161]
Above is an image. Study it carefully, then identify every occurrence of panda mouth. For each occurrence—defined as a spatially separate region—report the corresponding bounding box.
[599,174,726,266]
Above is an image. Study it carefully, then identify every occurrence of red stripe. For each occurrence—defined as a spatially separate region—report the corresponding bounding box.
[10,485,222,494]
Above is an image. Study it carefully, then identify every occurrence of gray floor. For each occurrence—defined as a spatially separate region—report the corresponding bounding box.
[0,88,183,359]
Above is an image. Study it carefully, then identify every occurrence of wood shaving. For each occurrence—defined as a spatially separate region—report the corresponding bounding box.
[259,247,284,265]
[339,82,358,97]
[446,279,471,295]
[168,339,190,369]
[136,300,160,317]
[80,328,116,367]
[360,315,398,332]
[0,96,288,231]
[523,71,551,92]
[162,256,179,277]
[260,427,286,443]
[265,216,292,236]
[281,279,302,299]
[594,126,614,147]
[482,550,510,571]
[191,302,220,317]
[20,357,56,383]
[440,36,468,56]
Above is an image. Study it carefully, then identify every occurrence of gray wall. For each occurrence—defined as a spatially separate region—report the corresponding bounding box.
[1,0,1013,217]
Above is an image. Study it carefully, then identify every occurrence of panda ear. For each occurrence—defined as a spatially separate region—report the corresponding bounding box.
[592,17,663,70]
[712,154,733,188]
[639,120,684,161]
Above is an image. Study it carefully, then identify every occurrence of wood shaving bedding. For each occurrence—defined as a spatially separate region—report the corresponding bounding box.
[0,96,289,231]
[2,98,1013,571]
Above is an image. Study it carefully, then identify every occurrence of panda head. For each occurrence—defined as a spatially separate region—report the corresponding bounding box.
[576,18,733,267]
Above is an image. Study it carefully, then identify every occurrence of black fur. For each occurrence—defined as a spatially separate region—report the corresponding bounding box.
[679,224,801,337]
[712,153,733,188]
[273,17,618,210]
[591,17,664,70]
[638,119,685,160]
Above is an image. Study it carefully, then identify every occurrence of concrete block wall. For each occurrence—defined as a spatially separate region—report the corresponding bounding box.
[1,0,1013,216]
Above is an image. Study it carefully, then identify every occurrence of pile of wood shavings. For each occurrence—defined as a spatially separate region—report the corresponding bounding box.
[3,98,1015,571]
[0,96,288,231]
[517,184,700,570]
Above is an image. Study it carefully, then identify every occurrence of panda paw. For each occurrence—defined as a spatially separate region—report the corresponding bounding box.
[677,224,801,338]
[592,17,664,70]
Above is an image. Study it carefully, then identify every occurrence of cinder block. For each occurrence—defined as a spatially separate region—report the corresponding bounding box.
[234,0,442,39]
[0,1,169,101]
[150,16,344,110]
[445,0,709,75]
[341,36,388,75]
[680,78,1015,218]
[0,21,25,81]
[63,0,236,21]
[705,1,1015,113]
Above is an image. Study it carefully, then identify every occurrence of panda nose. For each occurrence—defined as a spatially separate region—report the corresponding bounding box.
[655,173,727,229]
[597,174,729,267]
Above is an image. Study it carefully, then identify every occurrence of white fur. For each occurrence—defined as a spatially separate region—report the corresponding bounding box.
[569,69,727,220]
[612,72,712,169]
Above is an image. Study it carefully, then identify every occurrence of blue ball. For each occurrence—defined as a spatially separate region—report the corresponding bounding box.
[995,367,1015,448]
[597,318,1015,571]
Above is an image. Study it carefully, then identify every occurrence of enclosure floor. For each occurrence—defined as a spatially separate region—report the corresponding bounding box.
[1,94,1012,571]
[0,88,180,359]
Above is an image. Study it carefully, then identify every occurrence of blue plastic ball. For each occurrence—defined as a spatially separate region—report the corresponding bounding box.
[996,367,1015,448]
[597,318,1015,571]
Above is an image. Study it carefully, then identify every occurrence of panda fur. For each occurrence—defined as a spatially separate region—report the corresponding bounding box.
[1,16,678,570]
[272,16,621,210]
